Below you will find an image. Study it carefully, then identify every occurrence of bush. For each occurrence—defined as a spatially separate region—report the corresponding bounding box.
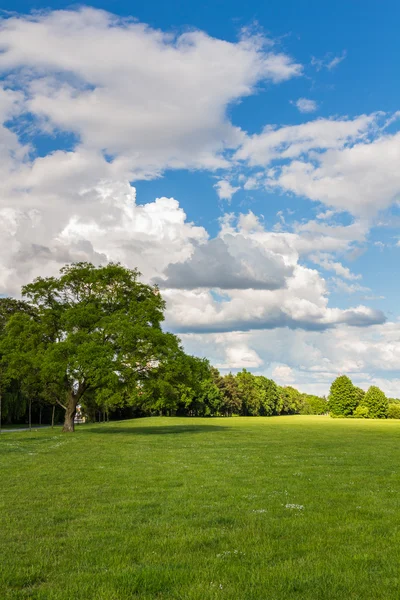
[360,386,388,419]
[388,403,400,419]
[354,405,369,419]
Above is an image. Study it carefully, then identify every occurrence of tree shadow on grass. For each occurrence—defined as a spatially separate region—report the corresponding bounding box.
[86,424,229,435]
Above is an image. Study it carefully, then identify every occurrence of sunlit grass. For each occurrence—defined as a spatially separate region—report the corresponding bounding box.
[1,416,400,599]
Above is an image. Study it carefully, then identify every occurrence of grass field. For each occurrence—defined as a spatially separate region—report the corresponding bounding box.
[1,416,400,599]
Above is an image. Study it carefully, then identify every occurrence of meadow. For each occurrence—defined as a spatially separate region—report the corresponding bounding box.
[1,416,400,599]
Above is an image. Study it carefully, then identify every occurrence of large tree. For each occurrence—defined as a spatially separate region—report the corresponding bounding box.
[1,263,179,432]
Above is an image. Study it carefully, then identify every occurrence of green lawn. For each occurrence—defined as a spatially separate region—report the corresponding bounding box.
[1,416,400,599]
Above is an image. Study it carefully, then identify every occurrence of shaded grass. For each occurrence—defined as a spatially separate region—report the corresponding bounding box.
[1,416,400,599]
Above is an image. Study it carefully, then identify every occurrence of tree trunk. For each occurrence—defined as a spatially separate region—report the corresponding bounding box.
[62,393,77,433]
[51,405,55,429]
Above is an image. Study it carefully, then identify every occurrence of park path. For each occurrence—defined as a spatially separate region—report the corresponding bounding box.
[1,426,52,433]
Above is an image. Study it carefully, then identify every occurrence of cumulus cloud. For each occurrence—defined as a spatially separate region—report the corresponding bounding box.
[272,364,295,383]
[235,113,377,166]
[155,235,293,290]
[293,98,318,113]
[181,321,400,395]
[0,179,207,295]
[0,7,301,178]
[214,180,240,201]
[235,112,400,217]
[161,213,385,334]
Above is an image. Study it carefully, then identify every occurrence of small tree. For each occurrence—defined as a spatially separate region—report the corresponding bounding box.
[360,386,388,419]
[328,375,358,417]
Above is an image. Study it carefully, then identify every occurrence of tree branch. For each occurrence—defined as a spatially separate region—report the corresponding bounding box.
[55,398,67,411]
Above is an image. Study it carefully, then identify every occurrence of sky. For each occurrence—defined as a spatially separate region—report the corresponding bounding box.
[1,1,400,396]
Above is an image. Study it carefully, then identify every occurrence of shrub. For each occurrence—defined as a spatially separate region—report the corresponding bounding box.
[328,375,358,417]
[388,403,400,419]
[360,386,388,419]
[354,405,369,419]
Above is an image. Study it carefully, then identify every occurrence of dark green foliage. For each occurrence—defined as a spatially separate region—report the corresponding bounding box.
[354,386,366,404]
[219,373,242,415]
[1,263,181,431]
[388,403,400,419]
[236,369,262,415]
[360,386,388,419]
[328,375,358,417]
[277,386,302,415]
[258,377,280,415]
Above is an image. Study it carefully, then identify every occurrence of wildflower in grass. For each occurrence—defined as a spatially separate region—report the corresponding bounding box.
[285,503,304,510]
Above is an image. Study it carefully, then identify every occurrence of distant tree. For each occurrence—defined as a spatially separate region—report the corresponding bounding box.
[1,263,179,432]
[354,387,366,404]
[220,373,241,416]
[300,394,328,415]
[276,385,302,415]
[255,377,278,415]
[388,397,400,404]
[360,386,388,419]
[195,378,223,416]
[388,403,400,419]
[236,369,262,416]
[328,375,358,417]
[143,353,211,416]
[0,298,39,430]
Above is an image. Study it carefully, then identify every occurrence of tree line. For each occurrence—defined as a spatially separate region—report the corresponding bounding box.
[0,263,398,432]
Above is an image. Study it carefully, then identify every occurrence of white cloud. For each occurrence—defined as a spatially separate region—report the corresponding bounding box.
[293,98,318,113]
[216,343,263,369]
[214,180,240,201]
[311,51,346,71]
[0,7,301,178]
[272,364,295,383]
[0,177,207,295]
[235,112,400,217]
[235,113,377,167]
[330,278,370,295]
[310,253,362,280]
[161,213,384,334]
[270,129,400,217]
[180,321,400,395]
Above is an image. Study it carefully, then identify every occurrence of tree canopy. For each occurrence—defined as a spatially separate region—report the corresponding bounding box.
[1,263,182,431]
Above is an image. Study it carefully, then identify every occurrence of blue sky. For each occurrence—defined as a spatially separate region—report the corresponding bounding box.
[0,1,400,395]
